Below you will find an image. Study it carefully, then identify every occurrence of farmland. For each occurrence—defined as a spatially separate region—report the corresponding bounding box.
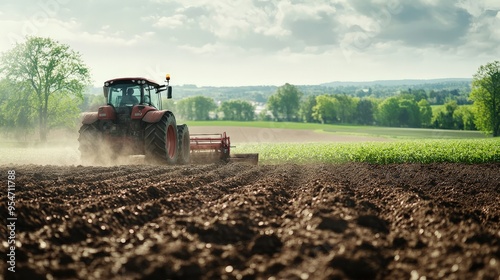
[0,124,499,279]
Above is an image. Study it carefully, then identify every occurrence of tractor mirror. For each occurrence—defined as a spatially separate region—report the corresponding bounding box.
[167,86,172,99]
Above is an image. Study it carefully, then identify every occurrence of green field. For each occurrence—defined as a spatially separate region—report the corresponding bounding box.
[233,139,500,164]
[184,121,498,164]
[185,121,486,139]
[1,122,497,165]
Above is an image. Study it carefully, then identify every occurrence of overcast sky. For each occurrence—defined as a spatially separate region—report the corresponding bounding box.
[1,0,499,86]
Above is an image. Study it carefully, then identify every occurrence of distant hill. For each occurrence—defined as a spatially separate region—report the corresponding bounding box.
[321,78,472,87]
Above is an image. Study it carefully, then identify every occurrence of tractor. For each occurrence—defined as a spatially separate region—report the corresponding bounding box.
[78,75,258,165]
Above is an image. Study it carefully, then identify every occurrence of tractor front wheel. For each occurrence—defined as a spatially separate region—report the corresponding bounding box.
[144,111,178,164]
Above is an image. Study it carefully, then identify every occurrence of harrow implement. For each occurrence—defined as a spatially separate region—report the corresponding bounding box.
[190,132,258,164]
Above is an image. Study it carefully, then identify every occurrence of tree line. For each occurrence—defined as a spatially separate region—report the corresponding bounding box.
[96,65,498,136]
[153,81,494,134]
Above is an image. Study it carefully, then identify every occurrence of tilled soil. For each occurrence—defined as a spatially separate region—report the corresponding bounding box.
[1,163,499,280]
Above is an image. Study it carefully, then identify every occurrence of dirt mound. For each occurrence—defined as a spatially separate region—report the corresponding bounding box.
[1,163,499,279]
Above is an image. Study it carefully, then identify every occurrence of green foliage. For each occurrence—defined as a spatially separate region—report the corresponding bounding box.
[0,79,36,139]
[299,95,317,123]
[220,100,255,121]
[376,95,421,127]
[470,61,500,136]
[355,99,376,125]
[312,95,339,124]
[335,94,357,123]
[453,105,475,130]
[418,99,433,127]
[267,83,302,121]
[376,97,400,126]
[0,36,91,141]
[235,139,500,164]
[176,96,216,121]
[432,103,450,129]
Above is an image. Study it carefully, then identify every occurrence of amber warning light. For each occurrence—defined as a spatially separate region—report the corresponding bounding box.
[165,74,170,81]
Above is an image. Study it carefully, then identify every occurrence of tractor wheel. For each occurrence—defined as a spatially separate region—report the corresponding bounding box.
[144,111,178,164]
[78,123,103,165]
[177,124,191,164]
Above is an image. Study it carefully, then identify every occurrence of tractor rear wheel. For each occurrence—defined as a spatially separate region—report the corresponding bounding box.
[144,111,178,164]
[177,124,190,164]
[78,123,103,165]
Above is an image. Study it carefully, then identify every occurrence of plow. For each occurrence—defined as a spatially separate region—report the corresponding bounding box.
[78,75,258,165]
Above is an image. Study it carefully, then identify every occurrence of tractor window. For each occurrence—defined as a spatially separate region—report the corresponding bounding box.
[145,85,160,109]
[107,84,140,107]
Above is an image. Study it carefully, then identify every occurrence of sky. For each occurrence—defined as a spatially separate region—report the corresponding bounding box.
[0,0,499,87]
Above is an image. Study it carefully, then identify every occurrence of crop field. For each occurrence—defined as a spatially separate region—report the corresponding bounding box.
[235,138,500,164]
[1,125,499,279]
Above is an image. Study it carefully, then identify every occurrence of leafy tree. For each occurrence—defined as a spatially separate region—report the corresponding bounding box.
[267,83,302,121]
[376,97,400,127]
[376,95,421,127]
[398,98,421,127]
[355,99,376,125]
[470,61,500,136]
[0,36,90,141]
[312,95,339,124]
[333,94,357,123]
[453,105,476,130]
[410,89,428,102]
[299,95,317,123]
[418,99,433,128]
[176,96,216,121]
[432,101,458,129]
[0,79,35,139]
[220,100,255,121]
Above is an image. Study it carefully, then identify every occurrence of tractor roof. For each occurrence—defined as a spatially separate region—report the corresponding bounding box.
[104,77,161,88]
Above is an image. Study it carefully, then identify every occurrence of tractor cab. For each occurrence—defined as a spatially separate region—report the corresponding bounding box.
[103,77,169,110]
[99,76,172,123]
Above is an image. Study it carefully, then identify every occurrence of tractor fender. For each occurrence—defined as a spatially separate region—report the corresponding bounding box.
[81,112,99,124]
[143,110,172,123]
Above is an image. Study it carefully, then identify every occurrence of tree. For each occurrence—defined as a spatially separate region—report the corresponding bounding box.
[418,99,433,128]
[376,95,421,127]
[470,61,500,136]
[432,101,458,129]
[333,94,357,123]
[453,105,476,130]
[176,96,216,121]
[267,83,302,121]
[0,36,90,141]
[376,97,400,127]
[220,100,255,121]
[0,79,35,139]
[355,99,376,125]
[299,95,317,123]
[312,95,339,124]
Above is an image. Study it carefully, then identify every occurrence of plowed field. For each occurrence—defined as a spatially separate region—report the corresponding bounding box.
[1,162,499,280]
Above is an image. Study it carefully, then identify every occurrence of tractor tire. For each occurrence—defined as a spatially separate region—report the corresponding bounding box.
[78,123,103,165]
[177,124,191,164]
[144,111,178,164]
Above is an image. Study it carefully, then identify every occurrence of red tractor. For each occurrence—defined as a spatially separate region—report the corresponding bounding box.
[78,75,192,164]
[79,75,258,165]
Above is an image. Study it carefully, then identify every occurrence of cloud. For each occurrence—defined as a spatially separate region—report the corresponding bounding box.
[0,0,499,86]
[348,0,473,47]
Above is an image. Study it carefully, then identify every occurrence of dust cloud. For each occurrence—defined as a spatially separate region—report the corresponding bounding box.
[0,129,143,166]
